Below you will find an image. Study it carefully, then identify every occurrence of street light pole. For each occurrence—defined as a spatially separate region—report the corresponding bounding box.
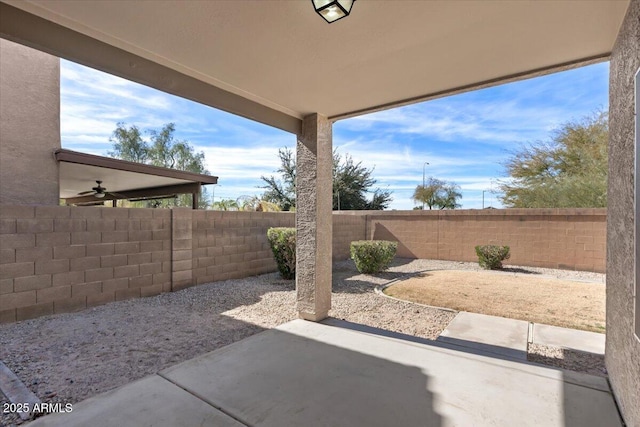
[422,161,429,210]
[482,190,485,209]
[212,184,220,205]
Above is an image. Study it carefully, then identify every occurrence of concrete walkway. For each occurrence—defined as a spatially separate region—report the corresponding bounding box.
[27,319,620,427]
[437,312,605,360]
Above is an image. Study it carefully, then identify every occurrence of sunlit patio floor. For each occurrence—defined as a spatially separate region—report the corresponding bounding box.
[27,319,621,427]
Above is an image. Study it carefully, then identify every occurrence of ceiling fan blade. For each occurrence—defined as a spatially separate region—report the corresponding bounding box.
[77,190,95,195]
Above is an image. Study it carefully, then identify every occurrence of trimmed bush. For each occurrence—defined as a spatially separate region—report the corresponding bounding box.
[475,245,511,270]
[267,227,296,279]
[350,240,397,274]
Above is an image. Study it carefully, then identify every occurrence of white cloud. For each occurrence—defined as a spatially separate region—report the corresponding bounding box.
[61,61,171,110]
[199,145,288,180]
[58,59,606,211]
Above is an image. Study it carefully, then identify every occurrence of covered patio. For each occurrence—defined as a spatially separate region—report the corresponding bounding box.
[56,149,218,208]
[27,319,621,427]
[0,0,637,425]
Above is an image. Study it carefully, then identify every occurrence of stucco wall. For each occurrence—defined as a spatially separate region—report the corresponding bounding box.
[0,39,60,206]
[606,1,640,425]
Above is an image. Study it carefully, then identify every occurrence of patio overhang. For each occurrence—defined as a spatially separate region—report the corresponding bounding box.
[56,149,218,207]
[1,0,631,320]
[0,1,629,130]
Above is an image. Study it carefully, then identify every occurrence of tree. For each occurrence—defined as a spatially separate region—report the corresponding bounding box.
[108,122,211,208]
[236,195,282,212]
[498,111,608,208]
[412,177,462,210]
[261,148,296,211]
[212,199,238,211]
[261,148,393,211]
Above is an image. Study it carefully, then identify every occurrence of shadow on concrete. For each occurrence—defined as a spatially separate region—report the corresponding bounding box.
[323,318,528,363]
[15,321,446,427]
[158,325,444,427]
[321,318,623,427]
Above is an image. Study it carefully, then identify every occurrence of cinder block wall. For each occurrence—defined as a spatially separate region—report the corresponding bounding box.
[0,205,171,323]
[332,212,367,260]
[1,206,606,324]
[191,210,295,285]
[365,209,606,272]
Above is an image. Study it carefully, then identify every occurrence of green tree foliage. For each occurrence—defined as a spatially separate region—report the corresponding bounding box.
[499,112,608,208]
[412,177,462,210]
[108,122,211,208]
[211,199,239,211]
[261,148,393,211]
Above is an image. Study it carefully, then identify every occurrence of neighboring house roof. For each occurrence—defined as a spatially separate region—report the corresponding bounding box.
[55,149,217,205]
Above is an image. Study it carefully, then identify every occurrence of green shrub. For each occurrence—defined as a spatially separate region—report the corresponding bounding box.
[350,240,397,274]
[267,227,296,279]
[475,245,511,270]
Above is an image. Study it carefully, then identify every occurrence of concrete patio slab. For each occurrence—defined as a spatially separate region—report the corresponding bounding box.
[0,361,40,420]
[26,375,244,427]
[532,323,606,355]
[161,319,620,427]
[436,311,530,360]
[23,319,620,427]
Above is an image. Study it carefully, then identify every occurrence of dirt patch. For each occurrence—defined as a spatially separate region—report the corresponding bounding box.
[383,270,605,333]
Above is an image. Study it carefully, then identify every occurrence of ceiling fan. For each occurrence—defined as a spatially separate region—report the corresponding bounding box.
[77,180,124,199]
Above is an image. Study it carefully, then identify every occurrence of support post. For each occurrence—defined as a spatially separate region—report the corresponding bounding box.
[171,208,193,291]
[296,114,332,321]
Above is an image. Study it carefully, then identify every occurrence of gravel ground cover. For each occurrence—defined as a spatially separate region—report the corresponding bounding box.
[0,259,605,426]
[527,343,606,377]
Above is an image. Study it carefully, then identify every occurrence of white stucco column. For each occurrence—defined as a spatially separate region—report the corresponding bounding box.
[296,113,332,321]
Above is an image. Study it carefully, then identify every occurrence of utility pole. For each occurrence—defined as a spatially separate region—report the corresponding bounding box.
[422,161,429,210]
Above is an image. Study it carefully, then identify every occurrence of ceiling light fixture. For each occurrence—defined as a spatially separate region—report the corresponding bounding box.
[312,0,356,24]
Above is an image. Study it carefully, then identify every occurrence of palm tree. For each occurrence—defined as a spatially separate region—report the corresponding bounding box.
[212,199,238,211]
[236,195,282,212]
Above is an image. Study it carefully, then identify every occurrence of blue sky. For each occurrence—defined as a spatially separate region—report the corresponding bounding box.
[60,60,609,210]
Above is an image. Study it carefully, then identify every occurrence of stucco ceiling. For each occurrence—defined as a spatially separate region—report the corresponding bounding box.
[1,0,630,131]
